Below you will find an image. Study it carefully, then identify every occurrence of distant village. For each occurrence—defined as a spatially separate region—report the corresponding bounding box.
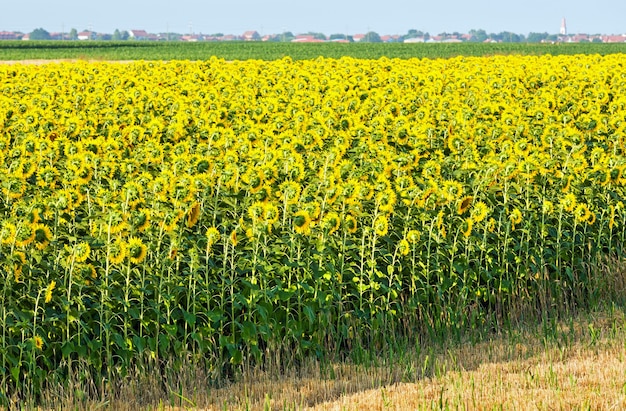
[1,19,625,43]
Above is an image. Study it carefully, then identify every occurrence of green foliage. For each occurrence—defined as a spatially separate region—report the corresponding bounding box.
[1,40,626,61]
[28,29,51,41]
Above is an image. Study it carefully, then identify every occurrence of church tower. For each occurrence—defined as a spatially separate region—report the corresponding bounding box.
[560,18,567,36]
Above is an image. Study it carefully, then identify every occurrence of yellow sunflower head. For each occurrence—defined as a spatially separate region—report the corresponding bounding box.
[127,237,148,264]
[293,210,312,235]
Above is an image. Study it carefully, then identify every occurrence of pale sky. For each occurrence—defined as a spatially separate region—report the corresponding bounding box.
[2,0,625,37]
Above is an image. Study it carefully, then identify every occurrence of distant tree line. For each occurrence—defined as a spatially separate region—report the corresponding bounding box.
[24,27,601,43]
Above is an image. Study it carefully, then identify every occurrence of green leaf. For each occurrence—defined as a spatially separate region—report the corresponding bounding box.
[183,310,197,327]
[11,366,20,383]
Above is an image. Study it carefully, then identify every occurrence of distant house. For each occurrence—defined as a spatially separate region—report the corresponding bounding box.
[77,31,94,40]
[220,34,238,41]
[602,34,626,43]
[0,31,21,40]
[404,37,425,43]
[380,35,400,43]
[129,30,149,40]
[352,34,366,42]
[181,35,202,42]
[569,34,590,42]
[292,34,325,43]
[242,30,261,41]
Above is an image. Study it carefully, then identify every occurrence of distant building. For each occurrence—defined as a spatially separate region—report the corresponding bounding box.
[292,34,325,43]
[560,18,567,36]
[242,30,261,41]
[77,31,94,40]
[129,30,149,40]
[0,31,21,40]
[602,34,626,43]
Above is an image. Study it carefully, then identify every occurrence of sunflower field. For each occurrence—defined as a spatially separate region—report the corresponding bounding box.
[2,54,626,401]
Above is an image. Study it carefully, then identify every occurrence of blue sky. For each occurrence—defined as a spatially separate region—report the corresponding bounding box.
[3,0,625,36]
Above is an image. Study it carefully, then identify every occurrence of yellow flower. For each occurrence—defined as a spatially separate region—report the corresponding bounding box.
[560,193,577,213]
[376,188,397,214]
[398,239,410,256]
[14,223,36,248]
[108,238,127,265]
[206,227,221,249]
[470,201,489,223]
[247,201,265,222]
[509,208,523,228]
[132,208,151,232]
[321,212,341,235]
[293,210,312,235]
[0,221,17,245]
[263,202,280,225]
[279,180,301,205]
[457,196,473,215]
[573,203,593,224]
[229,229,238,247]
[127,237,148,264]
[373,215,389,237]
[542,200,554,215]
[462,217,473,238]
[72,242,91,263]
[406,229,420,245]
[32,223,53,250]
[186,202,201,228]
[44,280,56,303]
[33,335,43,350]
[343,214,358,234]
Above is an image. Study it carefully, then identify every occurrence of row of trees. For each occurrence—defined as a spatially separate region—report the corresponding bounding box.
[27,28,602,43]
[29,28,132,41]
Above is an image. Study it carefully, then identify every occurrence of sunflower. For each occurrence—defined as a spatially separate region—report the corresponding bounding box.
[14,223,36,248]
[132,208,151,232]
[107,209,129,235]
[279,180,301,205]
[263,202,280,225]
[542,200,555,216]
[186,202,201,228]
[376,188,397,214]
[559,193,577,213]
[462,217,474,238]
[293,210,312,235]
[321,212,341,235]
[36,165,59,189]
[44,280,56,303]
[33,335,43,350]
[573,203,593,224]
[406,229,420,245]
[0,221,17,245]
[72,242,91,263]
[509,208,523,228]
[457,196,473,215]
[229,229,238,247]
[470,201,490,223]
[206,227,220,250]
[373,215,389,237]
[12,251,26,282]
[127,237,148,264]
[108,238,127,265]
[343,214,358,234]
[398,239,410,256]
[32,223,53,250]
